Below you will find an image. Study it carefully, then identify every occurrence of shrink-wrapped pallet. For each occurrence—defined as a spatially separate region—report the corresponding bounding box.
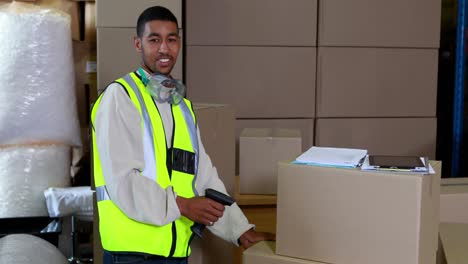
[0,144,71,218]
[0,2,80,146]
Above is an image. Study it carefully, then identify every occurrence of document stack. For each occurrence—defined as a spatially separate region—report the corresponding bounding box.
[294,146,367,168]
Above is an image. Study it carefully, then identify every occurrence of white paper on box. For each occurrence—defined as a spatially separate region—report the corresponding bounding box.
[295,146,367,168]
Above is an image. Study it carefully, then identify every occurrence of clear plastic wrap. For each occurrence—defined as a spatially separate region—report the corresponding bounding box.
[0,2,81,147]
[44,186,93,220]
[0,234,68,264]
[0,144,71,218]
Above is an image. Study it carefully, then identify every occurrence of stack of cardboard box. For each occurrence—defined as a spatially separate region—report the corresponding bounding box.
[186,0,441,182]
[315,0,441,158]
[186,0,318,154]
[244,161,442,264]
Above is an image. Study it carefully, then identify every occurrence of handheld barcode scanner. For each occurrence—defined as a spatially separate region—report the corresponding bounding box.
[191,188,235,238]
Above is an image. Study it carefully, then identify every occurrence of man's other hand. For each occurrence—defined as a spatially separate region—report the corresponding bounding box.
[176,196,224,226]
[239,229,276,249]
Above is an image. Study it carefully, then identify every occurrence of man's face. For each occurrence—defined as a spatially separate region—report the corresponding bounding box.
[135,20,180,76]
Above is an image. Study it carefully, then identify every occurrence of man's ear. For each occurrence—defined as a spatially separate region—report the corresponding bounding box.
[134,36,142,52]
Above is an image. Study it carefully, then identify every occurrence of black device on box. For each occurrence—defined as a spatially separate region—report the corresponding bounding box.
[368,155,425,170]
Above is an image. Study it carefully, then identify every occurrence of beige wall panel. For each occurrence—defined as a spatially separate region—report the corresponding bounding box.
[187,46,316,118]
[96,0,182,28]
[317,47,438,117]
[187,0,317,46]
[315,118,437,159]
[318,0,441,48]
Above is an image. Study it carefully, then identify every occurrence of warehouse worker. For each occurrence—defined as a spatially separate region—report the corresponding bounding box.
[91,6,271,264]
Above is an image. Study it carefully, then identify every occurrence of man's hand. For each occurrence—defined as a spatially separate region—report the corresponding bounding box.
[238,229,276,249]
[176,196,224,226]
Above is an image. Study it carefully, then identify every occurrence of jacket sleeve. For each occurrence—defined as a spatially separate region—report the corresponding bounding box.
[94,83,181,226]
[194,127,255,245]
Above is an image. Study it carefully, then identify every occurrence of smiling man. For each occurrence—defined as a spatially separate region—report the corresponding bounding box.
[91,6,270,264]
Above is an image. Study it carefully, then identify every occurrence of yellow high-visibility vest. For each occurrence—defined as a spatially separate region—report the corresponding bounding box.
[91,72,199,257]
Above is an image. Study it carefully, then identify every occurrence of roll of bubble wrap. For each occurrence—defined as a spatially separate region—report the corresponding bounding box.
[0,2,81,147]
[0,144,71,218]
[0,234,68,264]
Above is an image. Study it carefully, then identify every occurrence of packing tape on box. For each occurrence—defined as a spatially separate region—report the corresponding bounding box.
[0,234,68,264]
[0,2,81,147]
[0,144,71,218]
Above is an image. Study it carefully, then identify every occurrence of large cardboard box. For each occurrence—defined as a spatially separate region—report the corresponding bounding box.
[276,161,441,264]
[97,27,183,92]
[316,47,438,117]
[315,117,437,159]
[239,128,301,194]
[244,241,324,264]
[440,178,468,224]
[96,0,182,28]
[187,46,316,118]
[318,0,441,48]
[193,104,236,195]
[186,0,317,46]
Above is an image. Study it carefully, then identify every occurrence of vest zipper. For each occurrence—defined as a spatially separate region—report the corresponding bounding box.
[186,230,195,257]
[167,106,177,257]
[168,222,177,257]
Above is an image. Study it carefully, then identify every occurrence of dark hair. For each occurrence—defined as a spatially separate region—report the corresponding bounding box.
[136,6,178,37]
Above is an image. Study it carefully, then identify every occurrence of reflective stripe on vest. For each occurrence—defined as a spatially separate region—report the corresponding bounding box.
[178,100,199,196]
[96,185,110,201]
[122,74,157,181]
[91,72,198,257]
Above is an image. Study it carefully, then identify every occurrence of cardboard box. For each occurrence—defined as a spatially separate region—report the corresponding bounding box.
[236,119,314,156]
[239,128,301,194]
[193,104,235,196]
[315,118,437,159]
[97,27,183,92]
[318,0,441,48]
[439,223,468,264]
[316,47,438,117]
[186,0,316,46]
[244,241,324,264]
[96,0,182,28]
[187,46,316,118]
[276,161,441,264]
[189,232,236,264]
[440,178,468,224]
